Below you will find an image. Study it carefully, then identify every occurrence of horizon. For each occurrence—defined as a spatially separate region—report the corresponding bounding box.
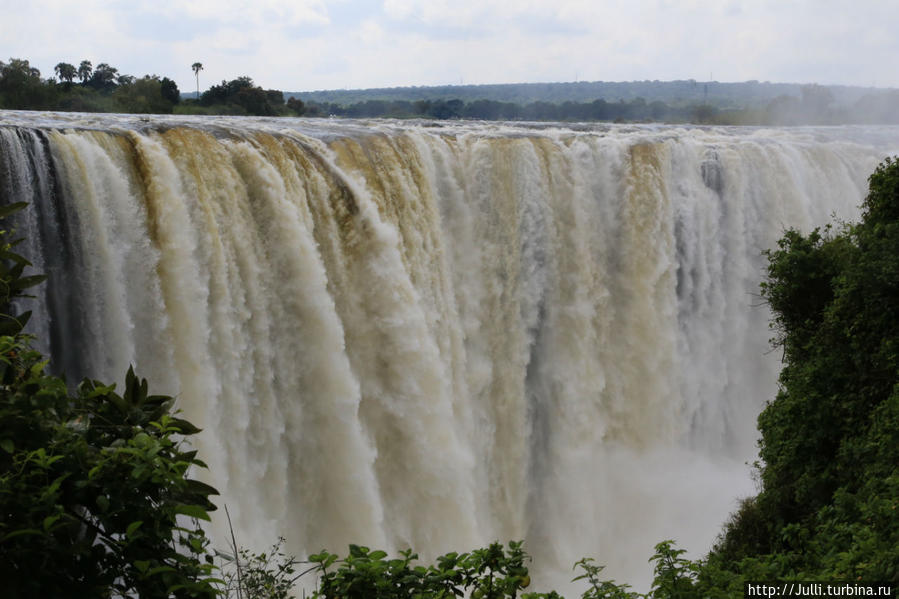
[289,78,894,96]
[2,1,897,95]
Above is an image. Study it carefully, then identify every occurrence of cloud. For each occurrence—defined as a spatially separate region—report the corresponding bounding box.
[1,0,898,93]
[358,19,387,44]
[131,0,331,27]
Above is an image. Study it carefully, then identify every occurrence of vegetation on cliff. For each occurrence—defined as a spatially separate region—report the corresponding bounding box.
[707,157,899,583]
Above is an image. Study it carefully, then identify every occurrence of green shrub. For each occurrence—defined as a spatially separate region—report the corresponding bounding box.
[0,202,220,598]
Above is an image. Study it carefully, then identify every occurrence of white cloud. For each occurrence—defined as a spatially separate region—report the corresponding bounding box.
[382,0,487,25]
[2,0,898,93]
[358,20,386,44]
[131,0,331,26]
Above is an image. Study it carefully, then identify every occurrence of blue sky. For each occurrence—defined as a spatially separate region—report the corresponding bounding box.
[2,0,898,94]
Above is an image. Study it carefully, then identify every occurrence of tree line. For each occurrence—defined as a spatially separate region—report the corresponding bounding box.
[5,56,899,124]
[190,75,305,117]
[300,83,899,125]
[0,57,304,117]
[0,58,180,114]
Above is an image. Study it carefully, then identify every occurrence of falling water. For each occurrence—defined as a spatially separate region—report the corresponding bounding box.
[2,112,896,590]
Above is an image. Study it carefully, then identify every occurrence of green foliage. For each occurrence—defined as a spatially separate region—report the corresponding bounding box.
[1,56,180,114]
[161,77,181,105]
[113,75,181,114]
[0,58,56,110]
[6,55,899,122]
[196,76,288,116]
[219,537,302,599]
[300,96,712,123]
[645,541,699,599]
[0,358,222,597]
[286,96,306,116]
[568,558,638,599]
[309,541,533,599]
[710,496,770,564]
[54,62,77,85]
[293,80,899,124]
[0,203,220,597]
[0,202,46,335]
[703,156,899,582]
[86,62,119,92]
[304,541,716,599]
[78,60,93,83]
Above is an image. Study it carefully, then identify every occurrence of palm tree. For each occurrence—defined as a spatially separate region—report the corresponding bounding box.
[191,62,203,99]
[77,60,92,84]
[54,62,77,86]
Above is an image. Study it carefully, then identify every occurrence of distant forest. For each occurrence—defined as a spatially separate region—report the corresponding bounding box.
[3,56,898,124]
[294,79,873,107]
[291,80,899,125]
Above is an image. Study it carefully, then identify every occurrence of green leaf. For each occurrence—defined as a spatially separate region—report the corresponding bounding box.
[43,515,61,531]
[185,479,219,497]
[174,504,211,521]
[126,521,143,538]
[0,439,13,453]
[44,474,67,498]
[0,314,24,336]
[0,202,28,219]
[11,275,47,292]
[168,417,202,435]
[1,528,44,541]
[29,359,49,376]
[134,560,150,574]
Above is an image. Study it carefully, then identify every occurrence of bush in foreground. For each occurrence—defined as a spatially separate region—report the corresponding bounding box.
[0,202,219,597]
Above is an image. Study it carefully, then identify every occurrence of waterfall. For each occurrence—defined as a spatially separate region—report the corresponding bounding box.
[2,112,895,590]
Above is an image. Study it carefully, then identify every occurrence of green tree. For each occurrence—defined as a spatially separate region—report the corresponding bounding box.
[286,96,305,115]
[88,62,119,92]
[77,59,93,84]
[54,62,77,86]
[0,58,53,109]
[195,76,287,116]
[113,75,179,114]
[706,157,899,582]
[161,76,181,105]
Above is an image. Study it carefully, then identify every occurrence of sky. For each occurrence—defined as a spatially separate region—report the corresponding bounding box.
[2,0,898,95]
